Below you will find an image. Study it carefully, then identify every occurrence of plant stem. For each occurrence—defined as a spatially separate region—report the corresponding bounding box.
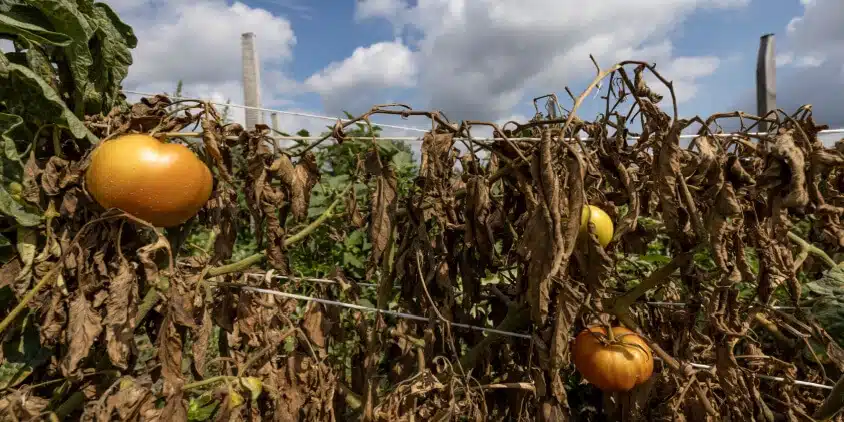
[184,375,235,391]
[207,184,350,278]
[787,232,837,268]
[606,249,695,314]
[133,185,352,326]
[54,391,85,419]
[135,288,162,326]
[615,312,718,417]
[449,304,530,380]
[0,265,60,336]
[814,374,844,421]
[605,323,615,342]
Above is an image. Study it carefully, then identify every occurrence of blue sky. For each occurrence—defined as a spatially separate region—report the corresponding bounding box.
[111,0,844,140]
[278,0,801,119]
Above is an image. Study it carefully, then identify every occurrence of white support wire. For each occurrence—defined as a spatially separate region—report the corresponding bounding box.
[122,90,844,143]
[210,281,532,339]
[122,90,429,133]
[211,273,832,390]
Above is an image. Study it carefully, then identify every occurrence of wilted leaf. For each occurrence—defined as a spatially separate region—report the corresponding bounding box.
[187,393,219,421]
[0,12,73,46]
[103,258,138,369]
[367,164,397,278]
[26,0,94,109]
[62,293,103,375]
[0,184,41,227]
[191,304,212,376]
[0,63,97,142]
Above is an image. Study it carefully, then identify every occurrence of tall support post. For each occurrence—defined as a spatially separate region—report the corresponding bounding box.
[756,33,776,133]
[241,32,263,129]
[271,112,279,132]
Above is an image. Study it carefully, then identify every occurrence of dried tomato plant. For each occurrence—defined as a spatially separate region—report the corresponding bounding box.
[2,6,844,420]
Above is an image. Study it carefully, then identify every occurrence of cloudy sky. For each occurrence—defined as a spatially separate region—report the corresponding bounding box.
[107,0,844,140]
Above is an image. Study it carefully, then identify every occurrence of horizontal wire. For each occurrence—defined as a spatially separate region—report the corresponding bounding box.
[243,272,378,288]
[644,301,801,311]
[210,275,832,390]
[123,90,844,143]
[684,363,832,390]
[240,129,844,143]
[209,280,532,339]
[122,90,429,133]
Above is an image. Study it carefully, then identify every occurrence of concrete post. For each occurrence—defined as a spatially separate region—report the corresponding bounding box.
[271,112,279,132]
[756,34,776,133]
[241,32,263,129]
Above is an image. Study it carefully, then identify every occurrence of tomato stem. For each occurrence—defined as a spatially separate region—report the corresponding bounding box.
[605,323,615,342]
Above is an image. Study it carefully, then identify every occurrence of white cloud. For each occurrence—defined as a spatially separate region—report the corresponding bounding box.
[99,0,300,127]
[776,52,794,67]
[346,0,745,122]
[110,1,296,87]
[304,41,418,114]
[758,0,844,128]
[644,55,721,104]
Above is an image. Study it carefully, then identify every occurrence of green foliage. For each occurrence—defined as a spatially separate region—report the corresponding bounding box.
[286,113,417,281]
[0,0,136,229]
[803,265,844,348]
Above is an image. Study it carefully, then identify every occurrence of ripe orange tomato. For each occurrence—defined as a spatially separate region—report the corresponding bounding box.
[571,326,654,392]
[85,133,213,227]
[580,204,614,248]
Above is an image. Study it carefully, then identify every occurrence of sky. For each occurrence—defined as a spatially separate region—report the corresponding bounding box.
[105,0,844,143]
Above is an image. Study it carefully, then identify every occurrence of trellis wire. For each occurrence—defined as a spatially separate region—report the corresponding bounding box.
[208,278,833,390]
[123,90,844,143]
[252,129,844,143]
[248,274,800,311]
[210,281,531,339]
[123,90,429,133]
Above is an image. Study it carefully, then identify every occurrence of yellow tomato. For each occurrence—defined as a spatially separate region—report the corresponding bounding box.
[580,205,614,248]
[85,134,213,227]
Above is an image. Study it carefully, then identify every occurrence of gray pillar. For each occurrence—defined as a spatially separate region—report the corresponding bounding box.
[271,112,279,132]
[756,34,776,133]
[241,32,263,129]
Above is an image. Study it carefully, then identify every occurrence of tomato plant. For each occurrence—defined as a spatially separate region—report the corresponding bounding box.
[85,133,213,227]
[571,325,654,392]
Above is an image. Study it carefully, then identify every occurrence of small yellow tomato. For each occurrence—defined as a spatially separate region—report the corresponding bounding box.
[580,205,614,248]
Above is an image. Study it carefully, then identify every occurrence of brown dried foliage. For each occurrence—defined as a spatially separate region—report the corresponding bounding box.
[2,62,844,422]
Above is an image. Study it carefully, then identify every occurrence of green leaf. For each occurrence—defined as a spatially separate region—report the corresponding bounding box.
[187,393,219,421]
[0,184,41,226]
[343,251,363,268]
[83,3,134,114]
[24,44,56,89]
[0,12,73,47]
[26,0,95,113]
[638,254,671,264]
[804,266,844,348]
[0,112,25,165]
[0,62,98,143]
[0,311,51,389]
[345,230,364,247]
[0,361,31,389]
[0,50,8,77]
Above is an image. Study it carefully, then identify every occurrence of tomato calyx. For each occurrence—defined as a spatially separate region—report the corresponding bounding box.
[585,329,652,362]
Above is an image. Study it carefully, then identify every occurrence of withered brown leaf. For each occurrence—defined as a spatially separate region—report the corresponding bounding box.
[62,293,104,375]
[104,258,139,369]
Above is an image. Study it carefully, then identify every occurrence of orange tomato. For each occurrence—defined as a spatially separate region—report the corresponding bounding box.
[85,133,213,227]
[571,326,654,392]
